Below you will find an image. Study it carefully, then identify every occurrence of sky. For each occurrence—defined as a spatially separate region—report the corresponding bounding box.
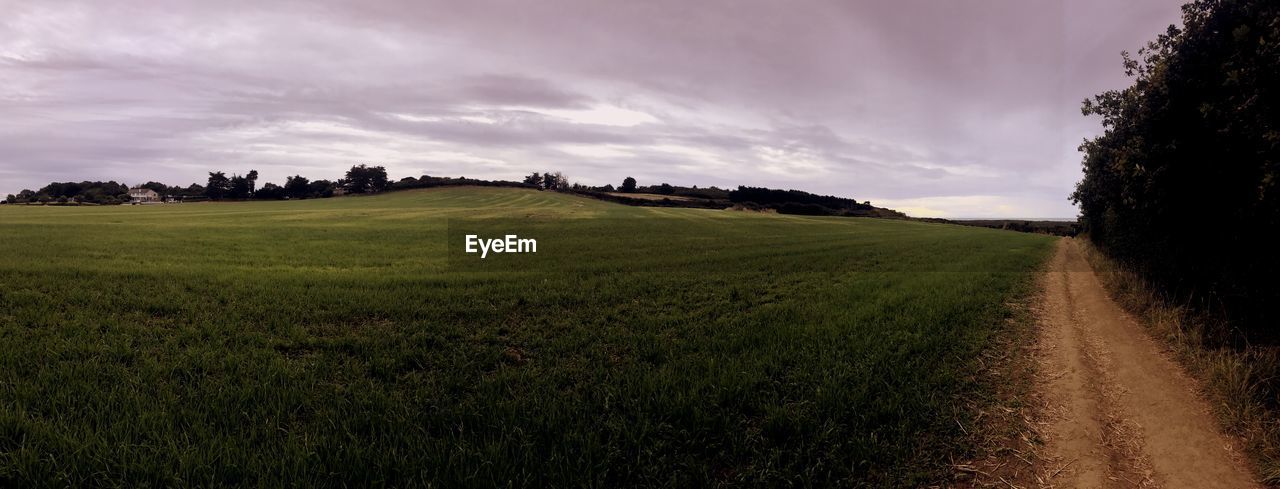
[0,0,1186,218]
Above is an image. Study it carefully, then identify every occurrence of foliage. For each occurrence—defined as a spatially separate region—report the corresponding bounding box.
[5,181,129,204]
[621,176,637,193]
[541,171,567,191]
[954,220,1081,237]
[343,164,389,194]
[1072,0,1280,335]
[206,172,232,200]
[523,172,543,186]
[650,185,727,200]
[388,175,537,192]
[284,175,311,199]
[253,182,286,200]
[229,174,251,199]
[309,179,336,198]
[729,186,890,217]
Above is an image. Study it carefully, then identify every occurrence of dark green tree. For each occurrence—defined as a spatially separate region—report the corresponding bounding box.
[309,179,335,198]
[285,175,311,199]
[344,164,389,193]
[206,172,232,200]
[1072,0,1280,333]
[254,182,285,199]
[621,176,637,193]
[229,174,251,198]
[141,181,168,194]
[540,171,566,191]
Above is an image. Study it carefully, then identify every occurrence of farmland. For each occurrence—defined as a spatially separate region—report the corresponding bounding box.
[0,187,1053,486]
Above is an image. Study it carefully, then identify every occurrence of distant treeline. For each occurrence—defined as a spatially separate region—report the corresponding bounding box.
[952,220,1080,237]
[4,168,904,221]
[569,190,729,209]
[552,174,905,218]
[393,175,535,191]
[2,165,532,205]
[728,186,887,216]
[4,181,133,205]
[1072,0,1279,336]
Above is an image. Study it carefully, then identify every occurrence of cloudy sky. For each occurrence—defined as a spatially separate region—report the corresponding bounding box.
[1,0,1184,217]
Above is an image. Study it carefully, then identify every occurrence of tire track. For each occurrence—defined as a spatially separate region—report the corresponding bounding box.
[1033,239,1256,488]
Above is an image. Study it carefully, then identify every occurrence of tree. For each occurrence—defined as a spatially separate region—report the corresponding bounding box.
[310,179,335,198]
[206,172,232,200]
[344,164,389,194]
[621,177,637,193]
[141,181,167,194]
[523,172,543,186]
[4,194,14,204]
[540,171,567,191]
[657,183,674,195]
[229,174,251,199]
[18,181,129,204]
[254,182,286,200]
[368,167,388,192]
[285,175,311,199]
[1072,0,1280,334]
[246,170,259,195]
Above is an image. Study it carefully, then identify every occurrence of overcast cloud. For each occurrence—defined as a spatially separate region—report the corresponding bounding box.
[1,0,1184,217]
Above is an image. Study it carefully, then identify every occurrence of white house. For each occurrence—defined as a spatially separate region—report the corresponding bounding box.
[129,186,160,203]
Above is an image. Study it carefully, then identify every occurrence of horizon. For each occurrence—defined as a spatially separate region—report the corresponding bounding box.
[1,0,1184,218]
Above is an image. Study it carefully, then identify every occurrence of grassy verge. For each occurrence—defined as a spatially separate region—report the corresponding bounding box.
[1080,240,1280,483]
[951,253,1050,487]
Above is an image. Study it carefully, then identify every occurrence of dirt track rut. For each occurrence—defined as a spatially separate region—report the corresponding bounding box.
[1034,239,1257,488]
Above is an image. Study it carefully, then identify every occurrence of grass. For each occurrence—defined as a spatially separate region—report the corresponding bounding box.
[0,187,1054,487]
[1080,240,1280,484]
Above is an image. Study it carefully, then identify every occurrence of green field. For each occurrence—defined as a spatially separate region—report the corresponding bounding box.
[0,187,1053,487]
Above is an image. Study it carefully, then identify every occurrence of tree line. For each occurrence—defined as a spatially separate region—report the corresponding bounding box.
[3,164,393,204]
[1072,0,1279,336]
[4,167,900,223]
[728,186,874,215]
[522,172,732,200]
[205,164,391,200]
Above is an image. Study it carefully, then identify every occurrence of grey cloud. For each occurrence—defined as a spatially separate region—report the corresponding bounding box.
[0,0,1186,216]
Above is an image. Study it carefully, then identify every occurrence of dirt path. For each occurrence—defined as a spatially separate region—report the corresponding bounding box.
[1032,238,1257,488]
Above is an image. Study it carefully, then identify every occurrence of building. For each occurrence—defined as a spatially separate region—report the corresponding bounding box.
[129,187,160,203]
